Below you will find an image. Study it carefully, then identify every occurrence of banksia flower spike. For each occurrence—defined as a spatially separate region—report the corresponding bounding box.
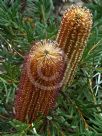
[56,5,93,86]
[14,40,66,123]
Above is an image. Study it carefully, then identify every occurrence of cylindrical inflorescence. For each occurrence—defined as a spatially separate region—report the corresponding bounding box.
[14,40,66,123]
[56,5,93,86]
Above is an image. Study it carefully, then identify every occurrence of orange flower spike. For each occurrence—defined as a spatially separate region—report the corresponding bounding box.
[56,5,93,85]
[14,40,66,123]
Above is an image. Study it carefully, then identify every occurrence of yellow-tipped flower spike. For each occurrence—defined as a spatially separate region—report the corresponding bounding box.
[56,5,93,86]
[14,40,66,123]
